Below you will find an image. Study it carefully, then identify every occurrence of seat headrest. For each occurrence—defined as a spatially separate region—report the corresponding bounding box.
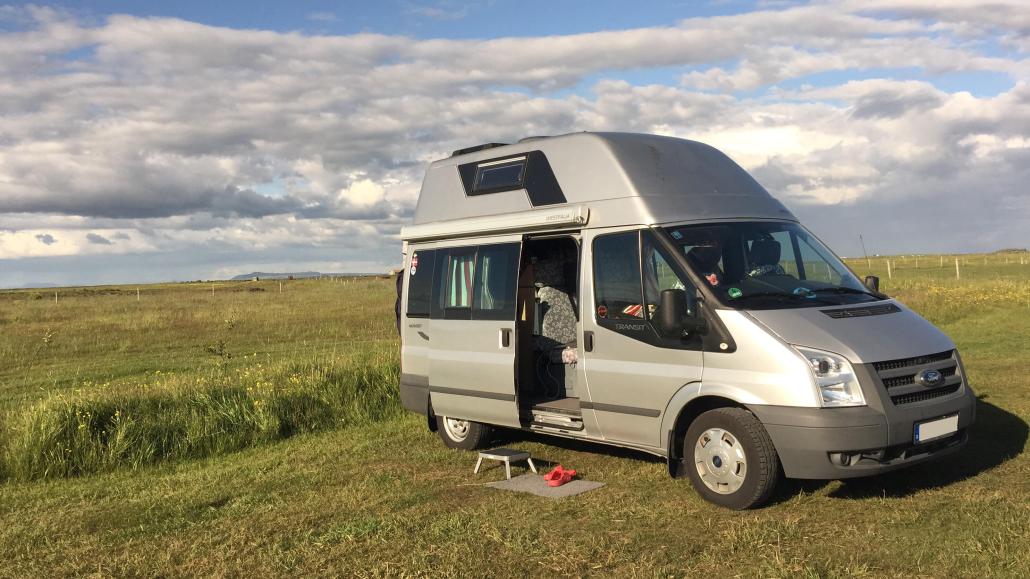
[750,239,781,266]
[687,245,721,271]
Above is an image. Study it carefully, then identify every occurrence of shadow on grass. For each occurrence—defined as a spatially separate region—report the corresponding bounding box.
[499,429,666,469]
[497,397,1026,506]
[826,398,1027,500]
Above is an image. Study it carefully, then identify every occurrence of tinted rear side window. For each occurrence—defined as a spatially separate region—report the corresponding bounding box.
[406,249,436,317]
[472,243,520,320]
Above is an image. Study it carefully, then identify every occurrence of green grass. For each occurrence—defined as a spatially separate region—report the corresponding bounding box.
[0,258,1028,577]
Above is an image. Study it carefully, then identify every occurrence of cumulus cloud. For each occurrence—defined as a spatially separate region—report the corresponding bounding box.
[0,0,1027,285]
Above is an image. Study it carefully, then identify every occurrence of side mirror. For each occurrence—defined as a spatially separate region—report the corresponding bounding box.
[658,289,707,338]
[864,275,880,293]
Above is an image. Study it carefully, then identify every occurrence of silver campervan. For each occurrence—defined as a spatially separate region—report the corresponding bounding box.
[397,132,975,509]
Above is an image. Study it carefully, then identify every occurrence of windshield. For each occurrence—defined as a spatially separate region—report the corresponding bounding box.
[662,221,879,309]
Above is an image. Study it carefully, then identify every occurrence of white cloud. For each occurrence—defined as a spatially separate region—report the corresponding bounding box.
[0,1,1027,285]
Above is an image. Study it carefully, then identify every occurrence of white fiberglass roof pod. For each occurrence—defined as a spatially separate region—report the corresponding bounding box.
[401,132,796,242]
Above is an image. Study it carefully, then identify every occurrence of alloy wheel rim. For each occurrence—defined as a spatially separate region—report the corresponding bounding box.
[693,427,747,494]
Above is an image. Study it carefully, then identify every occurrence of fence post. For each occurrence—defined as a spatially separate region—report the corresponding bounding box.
[279,281,283,294]
[137,288,140,302]
[887,260,892,280]
[54,290,58,304]
[940,255,943,267]
[955,258,961,280]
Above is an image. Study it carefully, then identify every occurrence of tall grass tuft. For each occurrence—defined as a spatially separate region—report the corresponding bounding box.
[0,349,400,481]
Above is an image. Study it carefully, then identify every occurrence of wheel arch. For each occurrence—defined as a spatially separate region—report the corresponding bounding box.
[427,400,437,432]
[665,395,749,478]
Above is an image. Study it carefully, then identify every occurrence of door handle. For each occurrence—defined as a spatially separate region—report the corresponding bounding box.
[500,328,512,348]
[584,331,594,352]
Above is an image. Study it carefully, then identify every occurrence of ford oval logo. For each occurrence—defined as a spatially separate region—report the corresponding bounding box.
[918,369,944,387]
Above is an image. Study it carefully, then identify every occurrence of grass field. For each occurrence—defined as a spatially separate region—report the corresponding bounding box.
[1,255,1028,577]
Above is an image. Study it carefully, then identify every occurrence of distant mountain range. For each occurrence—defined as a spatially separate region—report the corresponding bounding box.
[229,271,376,281]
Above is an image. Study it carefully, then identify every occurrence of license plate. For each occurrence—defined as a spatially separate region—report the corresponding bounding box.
[914,415,958,444]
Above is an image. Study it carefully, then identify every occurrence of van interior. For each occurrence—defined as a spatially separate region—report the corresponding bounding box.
[517,236,584,431]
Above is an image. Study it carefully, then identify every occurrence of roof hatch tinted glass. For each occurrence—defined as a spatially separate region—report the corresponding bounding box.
[473,157,526,193]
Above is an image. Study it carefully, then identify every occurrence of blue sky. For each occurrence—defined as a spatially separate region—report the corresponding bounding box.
[0,1,1027,287]
[45,0,753,38]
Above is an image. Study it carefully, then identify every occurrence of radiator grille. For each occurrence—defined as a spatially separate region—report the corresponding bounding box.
[871,350,962,406]
[873,350,952,372]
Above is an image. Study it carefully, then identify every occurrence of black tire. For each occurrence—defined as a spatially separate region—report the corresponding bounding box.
[435,415,493,450]
[684,407,780,509]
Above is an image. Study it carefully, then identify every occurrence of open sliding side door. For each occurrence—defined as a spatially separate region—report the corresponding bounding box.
[428,236,523,428]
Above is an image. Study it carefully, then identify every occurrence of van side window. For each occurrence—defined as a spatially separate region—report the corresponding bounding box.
[472,243,520,320]
[406,249,436,318]
[593,231,643,320]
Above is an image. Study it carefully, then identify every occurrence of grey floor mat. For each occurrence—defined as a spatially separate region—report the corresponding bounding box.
[484,474,604,498]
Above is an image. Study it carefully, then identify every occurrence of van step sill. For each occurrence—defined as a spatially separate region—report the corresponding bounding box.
[530,421,584,432]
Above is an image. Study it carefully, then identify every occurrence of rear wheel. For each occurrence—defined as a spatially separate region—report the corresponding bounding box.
[435,415,493,450]
[684,407,780,509]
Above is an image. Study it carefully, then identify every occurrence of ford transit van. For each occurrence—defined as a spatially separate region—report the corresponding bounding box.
[397,132,975,509]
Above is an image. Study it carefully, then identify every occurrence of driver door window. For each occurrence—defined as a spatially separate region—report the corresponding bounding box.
[592,230,701,350]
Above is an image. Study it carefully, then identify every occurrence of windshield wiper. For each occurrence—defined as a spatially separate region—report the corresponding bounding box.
[810,287,885,299]
[734,291,836,305]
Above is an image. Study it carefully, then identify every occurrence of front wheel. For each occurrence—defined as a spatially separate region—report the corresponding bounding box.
[684,407,780,509]
[435,415,493,450]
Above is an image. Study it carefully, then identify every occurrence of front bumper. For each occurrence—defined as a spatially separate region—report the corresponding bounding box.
[749,363,976,480]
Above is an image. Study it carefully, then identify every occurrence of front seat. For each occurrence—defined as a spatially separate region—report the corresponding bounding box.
[747,239,787,277]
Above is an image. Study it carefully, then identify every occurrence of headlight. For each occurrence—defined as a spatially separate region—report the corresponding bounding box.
[793,346,866,407]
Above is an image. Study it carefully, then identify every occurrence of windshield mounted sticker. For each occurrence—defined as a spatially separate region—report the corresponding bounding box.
[728,287,742,299]
[410,254,419,276]
[597,304,608,318]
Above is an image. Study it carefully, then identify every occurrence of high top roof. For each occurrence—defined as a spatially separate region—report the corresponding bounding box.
[409,132,795,233]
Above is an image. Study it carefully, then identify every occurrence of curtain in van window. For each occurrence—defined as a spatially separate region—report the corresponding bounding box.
[447,254,475,308]
[479,255,495,310]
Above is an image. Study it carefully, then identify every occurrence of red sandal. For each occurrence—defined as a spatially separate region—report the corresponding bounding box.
[543,465,577,487]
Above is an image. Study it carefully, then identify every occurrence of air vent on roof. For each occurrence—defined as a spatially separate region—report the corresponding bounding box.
[451,143,509,157]
[821,303,901,319]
